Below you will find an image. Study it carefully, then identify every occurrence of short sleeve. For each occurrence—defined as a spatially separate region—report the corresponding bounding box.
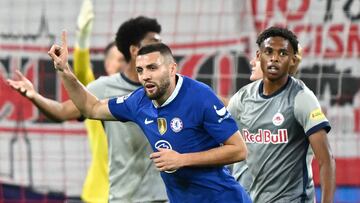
[227,91,243,123]
[202,88,238,143]
[227,95,237,117]
[294,89,331,136]
[108,93,136,122]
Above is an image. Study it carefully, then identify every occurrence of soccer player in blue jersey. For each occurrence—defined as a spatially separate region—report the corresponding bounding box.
[228,27,335,202]
[48,32,251,202]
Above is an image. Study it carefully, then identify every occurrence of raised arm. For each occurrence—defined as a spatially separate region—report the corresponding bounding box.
[74,46,95,86]
[7,1,95,123]
[47,31,114,121]
[74,0,95,85]
[150,130,247,172]
[309,129,336,203]
[7,70,81,121]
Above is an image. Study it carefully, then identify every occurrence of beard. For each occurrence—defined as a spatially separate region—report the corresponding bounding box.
[145,77,171,101]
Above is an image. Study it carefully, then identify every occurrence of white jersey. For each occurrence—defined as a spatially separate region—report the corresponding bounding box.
[228,76,331,203]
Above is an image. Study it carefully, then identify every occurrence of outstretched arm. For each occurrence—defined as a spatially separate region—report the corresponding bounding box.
[309,129,336,203]
[48,31,114,121]
[150,131,247,172]
[7,70,81,121]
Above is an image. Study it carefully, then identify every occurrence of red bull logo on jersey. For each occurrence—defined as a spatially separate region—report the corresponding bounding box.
[242,129,288,144]
[272,112,284,126]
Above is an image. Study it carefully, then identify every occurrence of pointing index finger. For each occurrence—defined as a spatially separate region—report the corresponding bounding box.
[15,70,24,79]
[61,30,68,50]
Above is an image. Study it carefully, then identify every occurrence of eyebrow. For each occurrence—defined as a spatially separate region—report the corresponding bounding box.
[136,62,159,69]
[263,46,288,52]
[146,63,159,68]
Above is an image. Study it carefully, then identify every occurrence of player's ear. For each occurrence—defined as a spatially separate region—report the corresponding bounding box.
[289,54,296,67]
[256,50,260,60]
[170,62,177,76]
[130,45,139,60]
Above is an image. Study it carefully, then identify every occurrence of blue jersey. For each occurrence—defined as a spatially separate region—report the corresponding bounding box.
[108,75,251,203]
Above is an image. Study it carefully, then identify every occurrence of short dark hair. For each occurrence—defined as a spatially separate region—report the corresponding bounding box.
[256,26,299,54]
[115,16,161,63]
[104,41,116,57]
[138,43,174,62]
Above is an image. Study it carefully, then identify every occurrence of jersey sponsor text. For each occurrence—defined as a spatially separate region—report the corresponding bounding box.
[242,129,288,144]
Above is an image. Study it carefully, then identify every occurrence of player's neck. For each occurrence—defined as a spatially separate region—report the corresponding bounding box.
[123,60,140,83]
[262,76,289,95]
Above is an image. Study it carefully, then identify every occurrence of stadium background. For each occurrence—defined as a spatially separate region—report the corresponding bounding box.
[0,0,359,202]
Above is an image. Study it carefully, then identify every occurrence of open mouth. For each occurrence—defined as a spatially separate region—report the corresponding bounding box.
[145,83,156,93]
[267,65,279,74]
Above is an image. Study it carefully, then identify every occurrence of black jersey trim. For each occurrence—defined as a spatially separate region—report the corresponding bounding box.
[120,72,141,86]
[258,76,292,99]
[306,121,331,137]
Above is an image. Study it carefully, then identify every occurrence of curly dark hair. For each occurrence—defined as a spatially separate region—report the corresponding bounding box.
[115,16,161,63]
[256,26,299,54]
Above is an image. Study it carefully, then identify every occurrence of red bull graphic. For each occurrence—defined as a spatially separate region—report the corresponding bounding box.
[242,129,288,144]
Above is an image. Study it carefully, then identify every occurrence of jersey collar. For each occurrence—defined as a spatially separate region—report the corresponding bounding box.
[259,76,292,99]
[152,74,183,108]
[120,72,142,86]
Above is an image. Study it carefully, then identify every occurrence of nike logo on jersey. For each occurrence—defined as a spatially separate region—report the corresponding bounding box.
[213,105,227,116]
[145,118,154,125]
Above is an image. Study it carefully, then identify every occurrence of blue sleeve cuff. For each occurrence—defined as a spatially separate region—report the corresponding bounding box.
[218,126,239,144]
[306,121,331,137]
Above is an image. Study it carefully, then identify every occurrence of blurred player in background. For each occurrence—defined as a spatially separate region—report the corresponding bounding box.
[7,0,127,202]
[102,41,127,75]
[7,15,167,203]
[227,27,335,202]
[72,0,125,202]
